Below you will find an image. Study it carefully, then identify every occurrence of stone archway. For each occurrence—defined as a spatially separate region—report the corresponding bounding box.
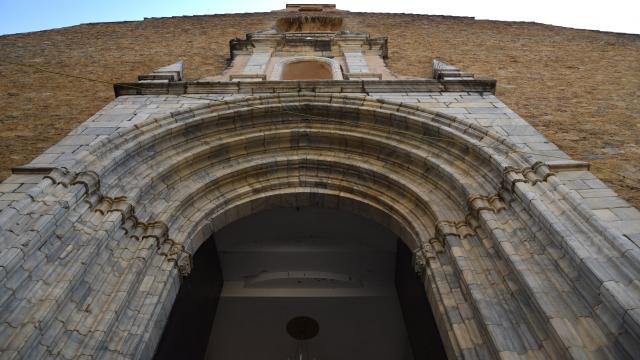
[1,93,638,359]
[153,204,447,360]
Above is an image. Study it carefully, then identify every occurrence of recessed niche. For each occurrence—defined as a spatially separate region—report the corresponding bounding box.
[282,60,333,80]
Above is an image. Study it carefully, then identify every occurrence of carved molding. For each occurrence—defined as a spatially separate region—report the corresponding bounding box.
[413,191,508,275]
[45,167,193,276]
[467,193,506,220]
[502,161,556,193]
[45,167,90,187]
[435,220,474,242]
[95,196,193,276]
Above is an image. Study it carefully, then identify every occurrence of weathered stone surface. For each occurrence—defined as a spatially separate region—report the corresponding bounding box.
[0,7,639,360]
[4,91,639,358]
[0,10,638,207]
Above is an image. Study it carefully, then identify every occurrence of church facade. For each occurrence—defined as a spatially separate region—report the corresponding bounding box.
[1,4,639,359]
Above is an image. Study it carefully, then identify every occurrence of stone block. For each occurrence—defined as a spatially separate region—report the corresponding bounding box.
[90,113,134,123]
[549,318,584,348]
[508,135,550,144]
[82,127,119,136]
[584,197,629,210]
[584,179,608,189]
[592,209,619,222]
[610,220,640,235]
[449,102,495,108]
[577,189,618,198]
[611,207,640,221]
[500,125,541,136]
[0,193,27,201]
[467,107,508,114]
[624,309,640,338]
[57,135,97,146]
[623,233,640,248]
[486,324,525,353]
[527,142,560,151]
[602,281,640,312]
[437,108,470,114]
[0,183,20,192]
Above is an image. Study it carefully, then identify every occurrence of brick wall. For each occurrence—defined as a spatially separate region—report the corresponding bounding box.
[0,11,639,206]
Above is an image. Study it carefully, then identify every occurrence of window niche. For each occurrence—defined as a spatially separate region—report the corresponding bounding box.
[271,56,343,81]
[282,60,333,80]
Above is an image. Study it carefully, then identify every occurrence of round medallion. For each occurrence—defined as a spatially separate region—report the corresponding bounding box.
[286,316,320,340]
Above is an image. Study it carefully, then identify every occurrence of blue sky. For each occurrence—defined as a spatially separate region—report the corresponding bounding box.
[1,0,638,35]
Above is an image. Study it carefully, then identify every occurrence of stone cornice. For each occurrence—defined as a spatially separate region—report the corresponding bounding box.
[113,79,497,97]
[413,192,508,277]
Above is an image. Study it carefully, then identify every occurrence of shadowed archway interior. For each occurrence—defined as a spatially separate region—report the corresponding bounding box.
[154,206,447,359]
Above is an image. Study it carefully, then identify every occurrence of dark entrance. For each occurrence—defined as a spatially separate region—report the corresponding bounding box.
[154,207,446,359]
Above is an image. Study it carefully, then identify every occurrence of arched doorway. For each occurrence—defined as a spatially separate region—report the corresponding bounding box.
[4,93,635,359]
[154,206,447,359]
[61,93,546,358]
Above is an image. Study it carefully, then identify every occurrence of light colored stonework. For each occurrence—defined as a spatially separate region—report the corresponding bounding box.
[1,5,639,359]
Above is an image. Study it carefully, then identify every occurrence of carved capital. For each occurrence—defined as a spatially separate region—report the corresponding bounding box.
[531,161,555,181]
[94,197,113,215]
[177,252,193,277]
[156,238,192,276]
[122,215,138,234]
[435,220,474,242]
[467,193,506,219]
[44,168,103,206]
[129,223,147,241]
[429,237,445,254]
[72,171,101,197]
[157,240,173,257]
[45,167,77,187]
[502,166,528,193]
[435,220,458,239]
[412,237,437,277]
[502,163,556,193]
[412,249,427,278]
[106,196,134,220]
[142,222,170,246]
[422,241,437,260]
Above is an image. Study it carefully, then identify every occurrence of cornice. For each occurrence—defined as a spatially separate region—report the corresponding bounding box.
[113,79,497,97]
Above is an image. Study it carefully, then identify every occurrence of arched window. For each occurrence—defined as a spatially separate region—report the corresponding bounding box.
[271,56,343,80]
[282,60,333,80]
